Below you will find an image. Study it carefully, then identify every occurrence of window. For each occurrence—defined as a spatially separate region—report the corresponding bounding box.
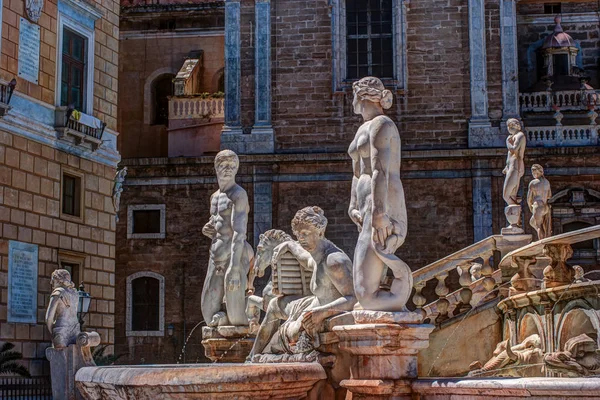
[553,54,569,76]
[152,75,174,125]
[58,250,86,289]
[56,8,97,114]
[133,210,161,234]
[61,168,84,220]
[563,222,595,251]
[61,29,86,111]
[544,3,561,14]
[331,0,405,91]
[346,0,393,79]
[126,272,165,336]
[127,204,166,239]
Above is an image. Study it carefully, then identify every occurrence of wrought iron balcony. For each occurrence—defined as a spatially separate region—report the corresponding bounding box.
[55,106,106,151]
[0,79,17,117]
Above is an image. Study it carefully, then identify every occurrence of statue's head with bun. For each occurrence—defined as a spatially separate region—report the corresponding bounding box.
[352,77,393,115]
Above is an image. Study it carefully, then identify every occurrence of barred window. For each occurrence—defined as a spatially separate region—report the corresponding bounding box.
[346,0,394,80]
[131,277,160,331]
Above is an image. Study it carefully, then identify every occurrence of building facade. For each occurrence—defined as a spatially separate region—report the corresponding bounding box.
[116,0,600,364]
[0,0,120,377]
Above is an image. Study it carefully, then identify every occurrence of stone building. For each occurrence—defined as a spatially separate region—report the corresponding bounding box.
[0,0,120,377]
[115,0,600,364]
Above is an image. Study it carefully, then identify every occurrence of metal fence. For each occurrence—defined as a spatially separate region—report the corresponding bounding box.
[0,377,52,399]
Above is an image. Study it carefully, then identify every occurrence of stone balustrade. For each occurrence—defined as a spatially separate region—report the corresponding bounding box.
[411,235,531,324]
[519,90,600,112]
[525,125,599,147]
[168,97,224,120]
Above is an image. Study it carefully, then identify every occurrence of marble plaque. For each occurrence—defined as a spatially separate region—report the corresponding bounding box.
[18,17,40,84]
[8,241,39,324]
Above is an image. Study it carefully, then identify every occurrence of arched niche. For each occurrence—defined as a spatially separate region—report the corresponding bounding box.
[556,300,600,351]
[517,310,546,351]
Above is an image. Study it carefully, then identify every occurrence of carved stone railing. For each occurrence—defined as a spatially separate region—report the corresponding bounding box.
[500,225,600,296]
[411,235,531,325]
[520,90,600,112]
[168,97,224,120]
[55,106,106,151]
[525,125,599,147]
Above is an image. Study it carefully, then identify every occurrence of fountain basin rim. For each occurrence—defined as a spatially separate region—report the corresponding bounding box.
[75,362,327,387]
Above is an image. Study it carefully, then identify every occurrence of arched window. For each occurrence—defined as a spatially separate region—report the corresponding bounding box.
[218,73,225,93]
[152,75,174,126]
[126,272,165,336]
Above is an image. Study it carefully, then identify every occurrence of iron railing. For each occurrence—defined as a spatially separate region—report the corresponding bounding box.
[0,376,52,399]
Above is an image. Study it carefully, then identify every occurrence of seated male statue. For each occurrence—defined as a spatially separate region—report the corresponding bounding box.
[201,149,254,327]
[45,269,80,348]
[248,206,355,360]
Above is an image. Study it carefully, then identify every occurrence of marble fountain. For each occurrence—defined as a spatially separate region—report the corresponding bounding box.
[45,78,600,399]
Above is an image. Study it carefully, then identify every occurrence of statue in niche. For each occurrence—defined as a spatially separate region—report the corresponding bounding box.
[527,164,552,240]
[544,334,600,376]
[248,207,355,361]
[201,150,254,327]
[347,76,412,312]
[501,118,527,234]
[112,166,127,222]
[468,334,544,377]
[45,269,80,348]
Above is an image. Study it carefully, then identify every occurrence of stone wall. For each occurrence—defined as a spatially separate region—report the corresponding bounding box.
[0,0,120,130]
[0,131,116,376]
[118,35,225,159]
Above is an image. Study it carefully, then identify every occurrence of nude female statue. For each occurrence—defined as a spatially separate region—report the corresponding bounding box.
[527,164,552,240]
[45,269,80,348]
[502,118,526,206]
[347,76,413,312]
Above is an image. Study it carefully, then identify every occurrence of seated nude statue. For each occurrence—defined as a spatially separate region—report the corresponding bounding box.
[248,206,356,360]
[45,269,80,348]
[201,150,254,327]
[527,164,552,240]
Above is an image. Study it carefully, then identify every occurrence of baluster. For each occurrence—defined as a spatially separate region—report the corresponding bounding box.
[434,271,449,324]
[454,264,473,315]
[412,280,427,321]
[481,255,497,296]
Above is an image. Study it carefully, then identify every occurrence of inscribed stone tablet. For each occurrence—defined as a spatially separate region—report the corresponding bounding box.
[18,18,41,84]
[8,241,39,324]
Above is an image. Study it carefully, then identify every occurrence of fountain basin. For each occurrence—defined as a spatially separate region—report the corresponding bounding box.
[75,363,326,399]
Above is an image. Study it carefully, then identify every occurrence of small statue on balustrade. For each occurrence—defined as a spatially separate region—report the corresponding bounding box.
[201,150,254,327]
[502,118,527,235]
[248,206,356,362]
[527,164,552,241]
[45,269,80,348]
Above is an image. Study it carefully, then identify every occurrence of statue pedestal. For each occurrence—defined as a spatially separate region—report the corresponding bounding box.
[333,311,434,400]
[502,204,524,235]
[201,326,255,362]
[46,332,101,400]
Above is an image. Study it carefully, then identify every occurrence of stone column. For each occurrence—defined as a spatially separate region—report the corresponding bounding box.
[472,160,493,241]
[500,0,520,123]
[251,0,275,153]
[222,0,242,136]
[467,0,492,148]
[334,311,434,399]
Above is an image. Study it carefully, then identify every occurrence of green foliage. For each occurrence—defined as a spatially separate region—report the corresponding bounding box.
[0,342,31,378]
[92,345,126,366]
